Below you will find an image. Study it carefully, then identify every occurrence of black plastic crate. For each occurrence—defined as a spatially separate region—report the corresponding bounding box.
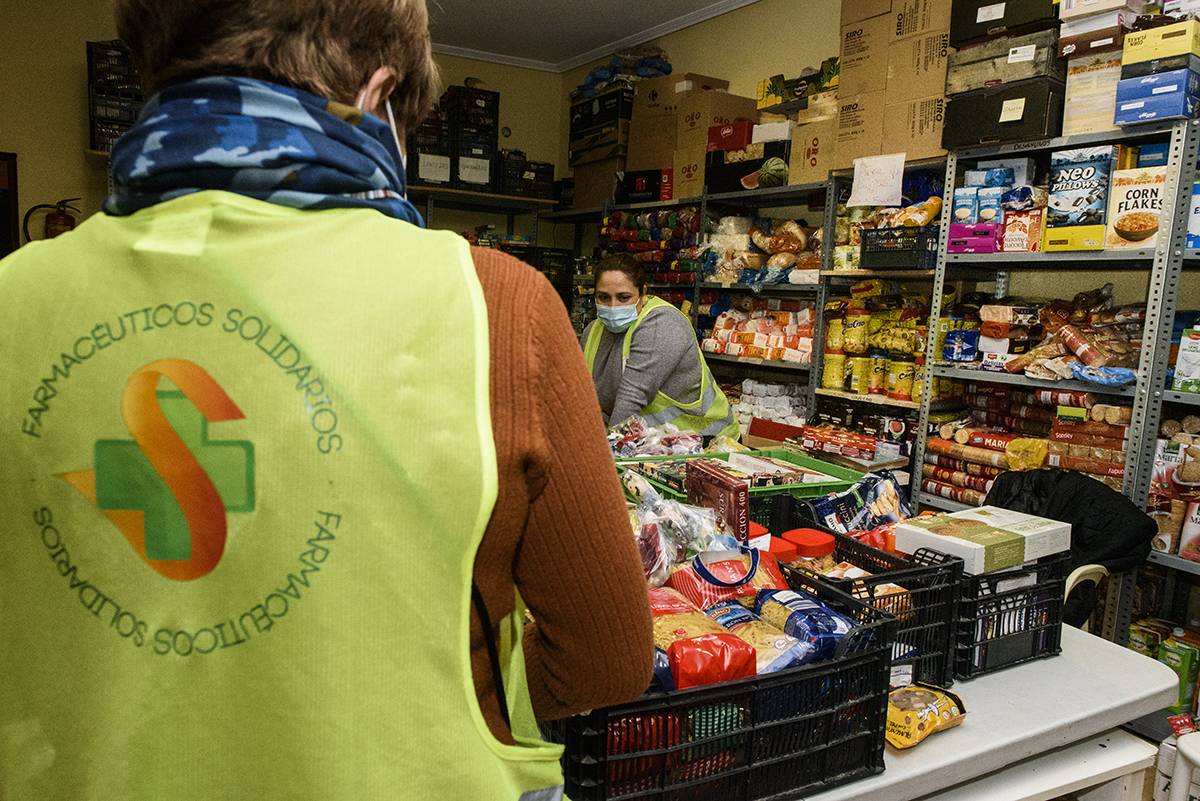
[954,551,1069,680]
[859,225,940,270]
[91,90,143,125]
[87,40,141,94]
[551,579,895,801]
[91,118,133,154]
[769,500,962,687]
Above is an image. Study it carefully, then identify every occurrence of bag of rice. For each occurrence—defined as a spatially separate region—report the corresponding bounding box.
[754,589,860,661]
[705,601,813,673]
[649,587,757,689]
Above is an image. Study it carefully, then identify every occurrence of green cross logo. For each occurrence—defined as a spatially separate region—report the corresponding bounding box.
[94,391,254,560]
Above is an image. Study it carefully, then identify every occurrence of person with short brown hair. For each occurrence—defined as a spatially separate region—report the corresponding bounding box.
[0,2,652,799]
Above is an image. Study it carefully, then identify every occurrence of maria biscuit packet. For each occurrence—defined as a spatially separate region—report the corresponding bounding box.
[886,684,966,749]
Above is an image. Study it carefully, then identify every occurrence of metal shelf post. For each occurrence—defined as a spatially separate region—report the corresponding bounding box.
[808,175,843,412]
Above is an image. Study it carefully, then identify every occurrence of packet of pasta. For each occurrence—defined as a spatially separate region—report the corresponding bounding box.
[648,587,757,690]
[705,601,814,673]
[753,589,859,661]
[885,684,966,749]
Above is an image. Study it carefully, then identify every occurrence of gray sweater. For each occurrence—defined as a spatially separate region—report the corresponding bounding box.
[582,307,702,425]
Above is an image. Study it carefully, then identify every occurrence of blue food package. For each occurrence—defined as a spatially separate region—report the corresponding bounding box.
[952,187,979,224]
[943,329,980,361]
[1048,147,1117,227]
[705,601,814,673]
[1115,89,1200,125]
[1070,362,1137,387]
[977,187,1005,224]
[802,471,913,534]
[754,589,859,661]
[964,168,1014,187]
[651,647,676,691]
[1001,185,1049,211]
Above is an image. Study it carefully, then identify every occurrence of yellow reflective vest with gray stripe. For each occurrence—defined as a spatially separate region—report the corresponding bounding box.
[584,296,738,438]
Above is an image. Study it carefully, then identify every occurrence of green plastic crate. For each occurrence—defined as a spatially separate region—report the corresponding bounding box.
[619,449,863,529]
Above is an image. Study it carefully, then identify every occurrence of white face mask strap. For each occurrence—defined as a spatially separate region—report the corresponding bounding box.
[385,98,408,180]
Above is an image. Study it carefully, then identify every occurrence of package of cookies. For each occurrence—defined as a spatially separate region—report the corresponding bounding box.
[885,684,966,749]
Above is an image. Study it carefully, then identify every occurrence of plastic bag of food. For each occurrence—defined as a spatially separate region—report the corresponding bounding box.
[649,587,757,690]
[1004,437,1049,471]
[666,548,789,609]
[885,684,966,749]
[754,589,860,661]
[636,520,676,587]
[716,216,753,236]
[642,500,721,563]
[1071,283,1115,324]
[1071,362,1137,387]
[806,471,912,534]
[706,436,749,454]
[705,601,814,673]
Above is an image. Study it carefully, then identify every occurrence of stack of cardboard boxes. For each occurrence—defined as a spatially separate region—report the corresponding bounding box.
[570,84,636,208]
[1059,0,1140,135]
[835,0,952,170]
[942,0,1065,147]
[1116,18,1200,125]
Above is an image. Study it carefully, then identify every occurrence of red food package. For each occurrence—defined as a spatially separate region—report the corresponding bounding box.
[648,587,757,690]
[665,550,789,610]
[850,523,897,554]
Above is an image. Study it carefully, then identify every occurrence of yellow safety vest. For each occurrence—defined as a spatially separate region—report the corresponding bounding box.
[584,296,738,438]
[0,190,563,801]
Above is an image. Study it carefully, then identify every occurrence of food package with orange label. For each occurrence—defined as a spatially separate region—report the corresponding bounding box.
[886,684,966,749]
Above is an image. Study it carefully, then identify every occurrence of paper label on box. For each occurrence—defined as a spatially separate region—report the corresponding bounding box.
[1008,44,1037,63]
[999,98,1026,122]
[1153,84,1181,94]
[418,154,451,183]
[458,156,491,184]
[977,2,1006,22]
[1092,37,1115,47]
[1122,99,1147,109]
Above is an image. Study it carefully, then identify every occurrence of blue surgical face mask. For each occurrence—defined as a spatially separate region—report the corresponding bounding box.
[597,302,639,333]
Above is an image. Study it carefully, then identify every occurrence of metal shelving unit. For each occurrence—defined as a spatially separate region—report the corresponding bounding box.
[917,492,974,513]
[698,282,818,293]
[1163,390,1200,406]
[705,353,810,372]
[930,363,1138,397]
[1148,551,1200,577]
[407,184,556,240]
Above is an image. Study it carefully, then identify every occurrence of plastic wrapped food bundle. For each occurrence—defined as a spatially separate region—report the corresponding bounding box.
[705,601,814,673]
[609,416,704,458]
[649,586,757,690]
[754,589,860,661]
[666,549,789,610]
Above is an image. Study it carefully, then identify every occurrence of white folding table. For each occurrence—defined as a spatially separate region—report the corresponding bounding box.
[807,626,1178,801]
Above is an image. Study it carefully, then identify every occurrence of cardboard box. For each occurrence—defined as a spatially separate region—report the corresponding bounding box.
[795,90,841,123]
[704,140,792,194]
[834,90,887,169]
[675,91,758,150]
[841,14,892,95]
[1122,52,1200,79]
[626,113,676,171]
[1114,88,1200,124]
[1002,209,1045,251]
[942,78,1065,149]
[756,60,841,110]
[709,120,756,152]
[883,94,948,160]
[1117,67,1200,101]
[1044,145,1116,251]
[1123,20,1200,66]
[946,29,1066,96]
[633,72,729,116]
[844,0,892,24]
[886,30,950,102]
[1060,0,1145,17]
[569,85,635,139]
[673,145,707,199]
[894,506,1071,574]
[1063,53,1122,136]
[618,169,674,204]
[1059,25,1129,57]
[1105,166,1167,249]
[890,0,953,42]
[568,119,629,166]
[950,0,1058,46]
[789,117,839,185]
[572,156,623,208]
[1187,181,1200,248]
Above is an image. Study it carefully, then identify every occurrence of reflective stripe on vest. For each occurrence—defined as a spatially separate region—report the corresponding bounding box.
[0,190,563,801]
[584,296,738,438]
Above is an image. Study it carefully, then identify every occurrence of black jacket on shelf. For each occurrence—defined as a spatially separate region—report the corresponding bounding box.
[984,469,1156,627]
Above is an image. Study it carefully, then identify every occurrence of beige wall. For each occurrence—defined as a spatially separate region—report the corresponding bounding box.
[558,0,843,168]
[0,2,563,243]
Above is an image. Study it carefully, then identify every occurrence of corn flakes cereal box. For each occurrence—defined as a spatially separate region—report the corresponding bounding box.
[1105,166,1167,249]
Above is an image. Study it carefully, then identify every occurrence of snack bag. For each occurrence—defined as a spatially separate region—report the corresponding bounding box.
[705,601,814,674]
[754,589,859,661]
[885,684,966,749]
[648,587,757,690]
[666,549,788,610]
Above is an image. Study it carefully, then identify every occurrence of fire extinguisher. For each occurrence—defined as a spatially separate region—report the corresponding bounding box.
[23,198,81,242]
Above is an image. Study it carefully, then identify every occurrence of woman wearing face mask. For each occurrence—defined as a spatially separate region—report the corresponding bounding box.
[0,2,655,800]
[582,254,738,437]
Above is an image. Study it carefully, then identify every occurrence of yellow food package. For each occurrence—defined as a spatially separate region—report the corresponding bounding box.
[886,684,966,749]
[1005,437,1050,471]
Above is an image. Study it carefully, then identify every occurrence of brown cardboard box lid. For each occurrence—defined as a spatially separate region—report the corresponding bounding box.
[843,0,893,24]
[795,91,841,123]
[840,14,892,96]
[569,119,630,166]
[633,72,730,115]
[1059,25,1127,57]
[883,95,948,161]
[886,29,951,102]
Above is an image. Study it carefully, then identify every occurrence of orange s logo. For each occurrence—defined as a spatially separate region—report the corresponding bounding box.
[61,359,255,581]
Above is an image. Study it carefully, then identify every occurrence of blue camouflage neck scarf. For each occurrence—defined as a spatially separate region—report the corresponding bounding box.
[105,76,423,226]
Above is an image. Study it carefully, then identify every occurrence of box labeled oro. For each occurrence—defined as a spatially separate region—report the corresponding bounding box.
[789,118,839,185]
[672,145,707,199]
